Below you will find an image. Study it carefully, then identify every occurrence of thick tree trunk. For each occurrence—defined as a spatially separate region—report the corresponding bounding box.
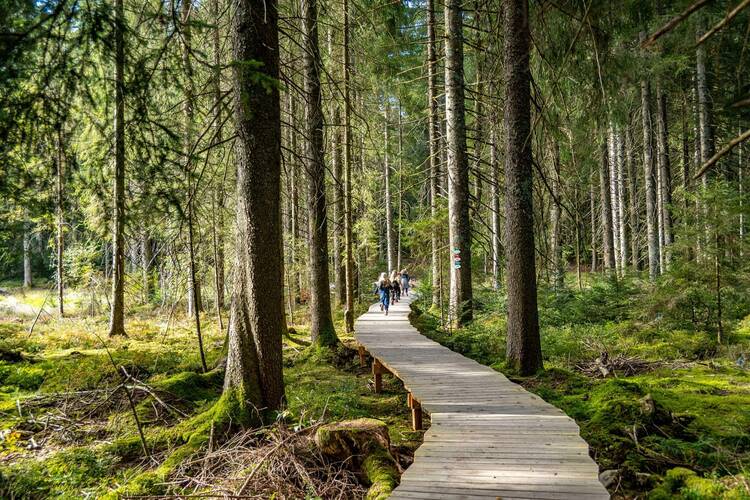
[696,30,715,168]
[225,0,286,417]
[444,0,472,326]
[599,135,616,272]
[656,84,673,266]
[302,0,338,347]
[427,0,441,307]
[640,58,660,280]
[343,0,355,333]
[503,0,542,376]
[383,103,396,272]
[109,0,126,336]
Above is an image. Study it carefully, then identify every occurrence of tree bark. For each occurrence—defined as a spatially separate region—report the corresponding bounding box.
[109,0,126,336]
[141,233,152,304]
[639,52,660,280]
[212,0,226,312]
[590,174,597,272]
[302,0,338,347]
[490,118,501,290]
[383,102,396,272]
[444,0,472,326]
[656,83,673,266]
[550,141,563,288]
[427,0,441,307]
[616,129,629,271]
[503,0,542,376]
[332,105,346,305]
[608,125,621,272]
[599,134,616,272]
[23,215,33,288]
[56,126,64,316]
[225,0,286,417]
[625,124,639,269]
[343,0,355,333]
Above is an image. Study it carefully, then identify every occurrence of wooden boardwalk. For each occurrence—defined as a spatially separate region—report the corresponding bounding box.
[355,295,609,500]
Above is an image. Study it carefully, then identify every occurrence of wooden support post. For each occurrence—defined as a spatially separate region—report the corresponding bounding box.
[408,392,423,431]
[372,358,383,394]
[358,345,366,367]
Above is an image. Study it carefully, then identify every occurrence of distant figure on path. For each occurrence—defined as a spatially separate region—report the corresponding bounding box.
[390,271,401,304]
[400,269,410,296]
[376,272,391,315]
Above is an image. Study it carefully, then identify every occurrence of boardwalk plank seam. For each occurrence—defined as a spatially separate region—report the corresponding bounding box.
[355,295,609,499]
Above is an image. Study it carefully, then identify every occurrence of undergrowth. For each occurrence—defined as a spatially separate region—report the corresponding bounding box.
[413,276,750,499]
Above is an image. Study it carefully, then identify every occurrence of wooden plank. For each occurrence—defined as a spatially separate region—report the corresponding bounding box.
[354,296,609,499]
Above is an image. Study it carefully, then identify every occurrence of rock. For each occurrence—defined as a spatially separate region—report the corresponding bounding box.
[599,469,619,489]
[635,472,653,487]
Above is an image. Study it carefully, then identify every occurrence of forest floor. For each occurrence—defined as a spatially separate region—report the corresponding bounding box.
[0,282,422,498]
[412,278,750,499]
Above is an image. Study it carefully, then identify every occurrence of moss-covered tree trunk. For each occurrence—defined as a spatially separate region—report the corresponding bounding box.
[224,0,286,420]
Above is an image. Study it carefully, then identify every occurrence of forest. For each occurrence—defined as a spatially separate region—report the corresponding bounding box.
[1,0,749,498]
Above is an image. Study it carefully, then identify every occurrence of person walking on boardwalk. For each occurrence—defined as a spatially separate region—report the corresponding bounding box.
[400,269,410,296]
[390,271,401,304]
[376,272,391,315]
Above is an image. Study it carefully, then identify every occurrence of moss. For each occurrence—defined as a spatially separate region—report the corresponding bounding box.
[362,447,400,500]
[646,467,749,499]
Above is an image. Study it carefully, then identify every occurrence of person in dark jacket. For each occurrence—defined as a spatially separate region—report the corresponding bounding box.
[400,269,410,296]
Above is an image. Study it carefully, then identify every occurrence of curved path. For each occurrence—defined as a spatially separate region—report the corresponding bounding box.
[355,295,609,499]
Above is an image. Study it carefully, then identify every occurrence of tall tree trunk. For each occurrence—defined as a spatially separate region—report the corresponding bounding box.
[599,134,616,272]
[23,215,33,288]
[608,125,620,273]
[590,174,598,272]
[332,105,346,305]
[56,127,64,316]
[444,0,472,326]
[212,0,226,312]
[141,233,151,304]
[490,118,501,290]
[302,0,338,347]
[224,0,286,419]
[503,0,542,376]
[343,0,355,333]
[696,29,715,170]
[383,102,396,272]
[397,101,403,272]
[640,58,660,280]
[656,83,673,266]
[550,141,563,288]
[616,129,629,271]
[289,94,302,303]
[625,125,639,269]
[109,0,126,336]
[182,0,207,372]
[427,0,441,307]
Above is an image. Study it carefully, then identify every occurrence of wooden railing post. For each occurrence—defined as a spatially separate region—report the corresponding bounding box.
[408,392,423,431]
[372,358,384,394]
[358,345,366,367]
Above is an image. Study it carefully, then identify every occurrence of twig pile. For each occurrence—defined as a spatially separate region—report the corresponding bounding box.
[576,351,661,378]
[169,424,368,499]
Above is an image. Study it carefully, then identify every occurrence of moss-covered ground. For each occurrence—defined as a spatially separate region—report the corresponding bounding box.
[412,276,750,499]
[0,284,420,498]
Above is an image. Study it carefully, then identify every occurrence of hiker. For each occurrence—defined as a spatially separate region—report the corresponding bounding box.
[390,271,401,304]
[376,272,391,315]
[400,269,410,296]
